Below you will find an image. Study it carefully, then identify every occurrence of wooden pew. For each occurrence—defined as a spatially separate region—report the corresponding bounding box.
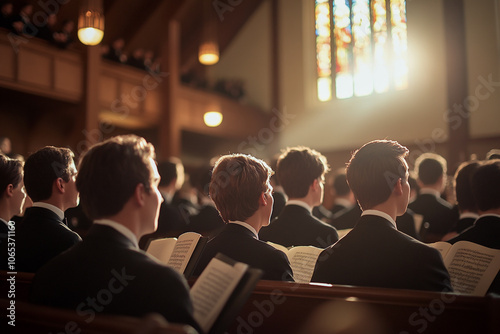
[227,280,499,334]
[0,270,34,301]
[0,298,198,334]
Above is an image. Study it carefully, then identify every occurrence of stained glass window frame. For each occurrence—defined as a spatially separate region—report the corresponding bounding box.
[314,0,408,101]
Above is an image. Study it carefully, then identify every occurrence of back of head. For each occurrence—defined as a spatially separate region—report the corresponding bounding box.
[76,135,155,220]
[157,157,184,189]
[454,160,480,212]
[346,140,409,210]
[471,160,500,212]
[333,172,350,196]
[277,146,329,198]
[0,154,23,198]
[209,154,272,223]
[414,153,447,185]
[24,146,74,202]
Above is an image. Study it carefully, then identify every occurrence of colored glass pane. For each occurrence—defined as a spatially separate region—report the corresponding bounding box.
[333,0,353,99]
[391,0,408,89]
[315,0,332,100]
[352,0,373,96]
[372,0,389,93]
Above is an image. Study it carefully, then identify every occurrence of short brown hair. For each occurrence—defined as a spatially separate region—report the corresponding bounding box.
[209,154,272,223]
[0,154,23,198]
[76,135,156,220]
[24,146,75,202]
[347,140,409,210]
[277,146,329,198]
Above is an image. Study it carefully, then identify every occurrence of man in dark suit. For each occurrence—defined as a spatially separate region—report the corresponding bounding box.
[12,146,81,272]
[0,154,26,247]
[449,161,480,236]
[260,146,339,248]
[448,160,500,295]
[139,158,189,249]
[312,140,452,292]
[329,172,355,215]
[408,153,457,242]
[193,154,294,281]
[30,135,200,330]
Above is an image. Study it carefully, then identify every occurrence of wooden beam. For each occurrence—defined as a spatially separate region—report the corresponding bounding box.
[158,20,181,159]
[443,0,469,170]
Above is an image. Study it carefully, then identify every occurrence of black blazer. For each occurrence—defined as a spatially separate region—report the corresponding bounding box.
[30,224,200,331]
[260,204,339,248]
[193,223,294,281]
[408,193,457,238]
[448,215,500,295]
[10,207,81,273]
[312,215,453,292]
[186,204,225,237]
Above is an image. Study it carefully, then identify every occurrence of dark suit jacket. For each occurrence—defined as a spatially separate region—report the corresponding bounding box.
[408,193,457,239]
[186,204,225,238]
[312,215,453,292]
[330,203,348,216]
[0,221,8,248]
[448,215,500,295]
[10,207,81,272]
[30,224,200,331]
[271,191,286,220]
[193,223,294,281]
[259,204,339,248]
[455,217,476,234]
[139,196,189,249]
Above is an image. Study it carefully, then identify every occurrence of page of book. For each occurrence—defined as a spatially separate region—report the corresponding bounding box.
[337,228,352,239]
[442,241,500,296]
[190,257,248,333]
[146,238,177,263]
[166,232,202,274]
[266,241,323,283]
[287,246,324,283]
[428,241,453,260]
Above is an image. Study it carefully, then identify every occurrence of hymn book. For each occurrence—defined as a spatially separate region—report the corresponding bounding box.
[146,232,208,279]
[267,242,324,283]
[429,240,500,296]
[190,253,262,334]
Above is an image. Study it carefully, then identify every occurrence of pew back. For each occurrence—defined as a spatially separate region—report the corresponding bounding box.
[0,298,197,334]
[227,280,499,334]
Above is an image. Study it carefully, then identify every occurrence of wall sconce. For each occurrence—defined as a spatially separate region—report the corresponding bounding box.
[204,111,223,127]
[78,0,104,46]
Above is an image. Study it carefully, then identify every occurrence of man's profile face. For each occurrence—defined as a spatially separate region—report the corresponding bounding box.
[64,160,79,209]
[397,159,411,216]
[144,158,163,234]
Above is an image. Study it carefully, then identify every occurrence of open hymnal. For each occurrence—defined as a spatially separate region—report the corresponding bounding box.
[267,242,324,283]
[146,232,208,278]
[429,240,500,296]
[190,253,262,334]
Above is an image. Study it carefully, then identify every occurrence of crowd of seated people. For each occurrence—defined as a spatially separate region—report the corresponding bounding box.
[100,38,162,73]
[0,1,75,48]
[1,133,499,331]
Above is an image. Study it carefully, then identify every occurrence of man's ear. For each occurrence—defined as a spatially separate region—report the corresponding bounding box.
[4,184,14,198]
[134,183,146,206]
[393,178,403,196]
[259,192,268,206]
[311,179,320,192]
[54,178,65,194]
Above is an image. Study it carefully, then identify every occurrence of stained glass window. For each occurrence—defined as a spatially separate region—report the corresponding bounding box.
[315,0,408,100]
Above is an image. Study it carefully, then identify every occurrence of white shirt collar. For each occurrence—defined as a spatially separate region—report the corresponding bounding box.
[361,209,397,229]
[419,188,442,199]
[32,202,65,220]
[93,219,139,248]
[286,200,312,213]
[229,220,258,239]
[459,212,479,220]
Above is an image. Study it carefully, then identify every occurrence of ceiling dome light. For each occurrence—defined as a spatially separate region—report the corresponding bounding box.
[204,111,223,127]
